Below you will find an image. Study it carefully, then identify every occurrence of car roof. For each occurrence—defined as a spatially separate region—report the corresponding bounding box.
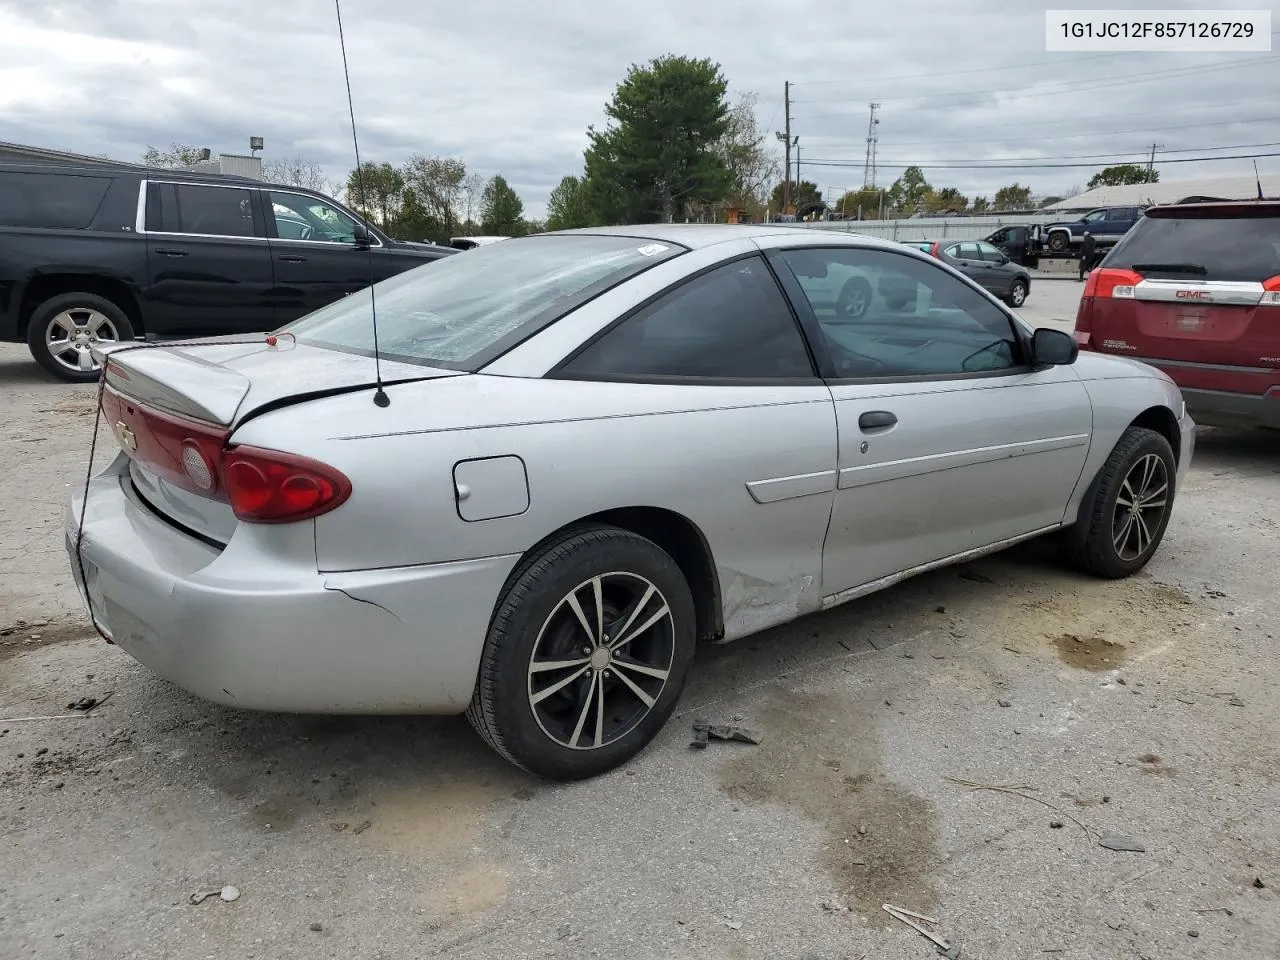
[551,222,898,251]
[0,161,321,193]
[1145,199,1280,218]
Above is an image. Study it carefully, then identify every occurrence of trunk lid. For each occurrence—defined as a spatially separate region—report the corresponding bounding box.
[96,337,460,544]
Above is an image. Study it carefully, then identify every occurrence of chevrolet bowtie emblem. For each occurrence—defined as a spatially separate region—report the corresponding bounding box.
[116,421,137,453]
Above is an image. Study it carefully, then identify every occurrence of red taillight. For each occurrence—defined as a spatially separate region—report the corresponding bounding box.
[1261,275,1280,306]
[1084,268,1144,300]
[100,385,228,497]
[220,446,351,524]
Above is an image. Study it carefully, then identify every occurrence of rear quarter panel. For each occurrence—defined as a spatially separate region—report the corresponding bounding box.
[230,374,839,640]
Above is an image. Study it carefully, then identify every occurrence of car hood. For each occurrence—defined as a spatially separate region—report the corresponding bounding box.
[96,337,462,427]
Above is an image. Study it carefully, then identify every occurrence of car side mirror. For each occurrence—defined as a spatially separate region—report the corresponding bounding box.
[1031,327,1078,366]
[352,222,372,249]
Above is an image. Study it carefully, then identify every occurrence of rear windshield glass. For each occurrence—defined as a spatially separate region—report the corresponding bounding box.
[285,234,684,370]
[0,172,112,229]
[1104,210,1280,282]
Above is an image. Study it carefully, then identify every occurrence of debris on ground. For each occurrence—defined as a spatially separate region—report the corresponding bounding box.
[309,922,323,932]
[352,819,372,835]
[66,697,97,711]
[997,699,1012,708]
[189,885,241,905]
[1253,877,1266,889]
[883,903,957,957]
[689,721,763,749]
[946,776,1092,840]
[1098,832,1146,853]
[722,918,742,930]
[1192,907,1233,916]
[1049,821,1064,829]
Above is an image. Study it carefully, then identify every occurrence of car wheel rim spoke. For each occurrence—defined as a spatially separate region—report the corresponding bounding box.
[1111,453,1169,562]
[528,571,675,751]
[46,309,115,373]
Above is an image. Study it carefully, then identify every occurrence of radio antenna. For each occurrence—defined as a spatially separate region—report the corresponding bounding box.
[335,0,389,408]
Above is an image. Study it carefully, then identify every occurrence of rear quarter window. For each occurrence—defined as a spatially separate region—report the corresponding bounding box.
[0,171,113,229]
[1105,210,1280,282]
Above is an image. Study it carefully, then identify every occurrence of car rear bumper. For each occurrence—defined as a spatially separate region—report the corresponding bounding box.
[1180,386,1280,429]
[65,456,518,714]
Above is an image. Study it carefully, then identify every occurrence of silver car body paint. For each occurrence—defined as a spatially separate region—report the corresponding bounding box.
[66,225,1194,713]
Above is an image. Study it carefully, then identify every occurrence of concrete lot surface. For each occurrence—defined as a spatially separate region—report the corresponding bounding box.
[1,280,1277,959]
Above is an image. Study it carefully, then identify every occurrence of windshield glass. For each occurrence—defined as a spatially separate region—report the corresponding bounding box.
[1105,210,1280,281]
[285,234,684,369]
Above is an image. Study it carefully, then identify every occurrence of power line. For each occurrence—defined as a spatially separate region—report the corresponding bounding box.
[800,150,1280,171]
[802,141,1280,166]
[792,49,1135,86]
[801,112,1280,150]
[790,55,1279,117]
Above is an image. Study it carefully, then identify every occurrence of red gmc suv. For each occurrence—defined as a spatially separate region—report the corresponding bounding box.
[1073,201,1280,428]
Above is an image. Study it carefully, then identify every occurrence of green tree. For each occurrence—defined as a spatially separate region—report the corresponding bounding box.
[391,187,445,243]
[345,161,404,227]
[545,175,595,231]
[402,155,467,235]
[971,196,991,213]
[887,166,931,214]
[713,91,779,212]
[925,186,968,214]
[142,142,208,168]
[993,182,1033,210]
[264,156,332,193]
[1087,163,1157,189]
[833,186,887,219]
[583,54,734,223]
[770,180,822,214]
[480,175,528,236]
[1038,195,1065,208]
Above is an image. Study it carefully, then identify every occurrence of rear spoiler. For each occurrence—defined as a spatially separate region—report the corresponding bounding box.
[93,342,251,426]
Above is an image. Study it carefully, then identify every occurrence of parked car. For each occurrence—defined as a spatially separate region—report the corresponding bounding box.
[450,235,511,250]
[0,162,457,381]
[1041,206,1145,254]
[68,225,1192,780]
[919,239,1032,307]
[985,224,1041,267]
[1074,199,1280,428]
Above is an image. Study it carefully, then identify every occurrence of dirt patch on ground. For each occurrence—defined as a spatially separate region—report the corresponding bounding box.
[1051,633,1129,671]
[0,618,96,663]
[718,687,938,922]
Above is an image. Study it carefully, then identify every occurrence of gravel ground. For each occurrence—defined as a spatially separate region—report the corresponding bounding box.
[1,285,1277,960]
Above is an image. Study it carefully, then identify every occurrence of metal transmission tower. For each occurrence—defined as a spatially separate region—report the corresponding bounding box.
[862,103,880,188]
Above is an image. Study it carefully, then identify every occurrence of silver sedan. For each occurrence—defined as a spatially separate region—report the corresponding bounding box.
[66,225,1194,780]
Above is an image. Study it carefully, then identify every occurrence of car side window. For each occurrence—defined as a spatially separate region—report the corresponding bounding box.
[1082,210,1107,223]
[976,241,1005,262]
[268,191,360,244]
[559,256,815,381]
[159,184,257,237]
[777,247,1025,380]
[954,242,980,260]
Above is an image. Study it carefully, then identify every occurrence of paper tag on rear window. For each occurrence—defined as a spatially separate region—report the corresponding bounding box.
[637,243,669,257]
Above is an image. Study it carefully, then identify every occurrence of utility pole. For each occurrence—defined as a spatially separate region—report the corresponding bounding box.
[1146,142,1163,182]
[863,103,880,188]
[775,81,794,212]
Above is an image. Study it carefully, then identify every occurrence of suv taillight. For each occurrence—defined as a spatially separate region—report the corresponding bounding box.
[220,446,352,524]
[1261,275,1280,306]
[1083,268,1144,300]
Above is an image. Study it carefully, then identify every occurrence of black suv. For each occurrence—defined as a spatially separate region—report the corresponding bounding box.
[0,163,456,381]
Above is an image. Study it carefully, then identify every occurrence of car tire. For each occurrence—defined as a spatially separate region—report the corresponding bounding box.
[1060,426,1176,579]
[466,524,697,780]
[26,293,135,383]
[1005,280,1028,308]
[1047,232,1069,253]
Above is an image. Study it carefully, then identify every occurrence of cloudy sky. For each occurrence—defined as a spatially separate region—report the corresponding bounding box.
[2,0,1278,217]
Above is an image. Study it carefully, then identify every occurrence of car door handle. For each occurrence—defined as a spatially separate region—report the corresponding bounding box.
[154,247,188,257]
[278,254,308,262]
[858,410,897,431]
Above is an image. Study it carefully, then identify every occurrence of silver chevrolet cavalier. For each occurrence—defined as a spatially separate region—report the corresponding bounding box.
[67,225,1194,780]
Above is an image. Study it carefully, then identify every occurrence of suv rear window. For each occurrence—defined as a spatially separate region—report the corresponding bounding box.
[1104,207,1280,282]
[0,171,112,229]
